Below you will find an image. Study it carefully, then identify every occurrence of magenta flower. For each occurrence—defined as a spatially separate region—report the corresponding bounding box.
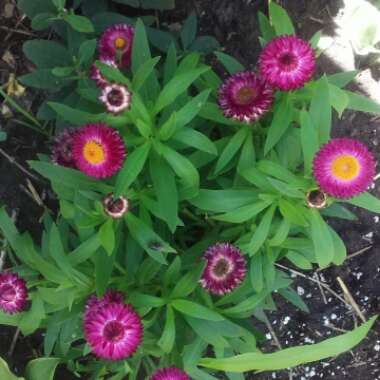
[84,300,143,361]
[150,367,190,380]
[51,128,77,168]
[99,84,132,115]
[218,71,274,123]
[259,35,316,91]
[200,243,247,295]
[99,24,134,68]
[85,290,125,312]
[90,58,117,88]
[0,272,28,314]
[72,123,126,179]
[313,138,375,199]
[103,193,129,219]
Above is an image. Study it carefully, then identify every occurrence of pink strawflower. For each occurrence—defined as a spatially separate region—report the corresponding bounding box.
[200,243,247,295]
[90,58,117,88]
[103,193,129,219]
[84,300,143,361]
[150,367,190,380]
[313,138,375,199]
[99,24,134,68]
[218,71,274,123]
[51,128,77,168]
[72,123,126,179]
[0,272,28,314]
[259,35,316,91]
[99,84,132,115]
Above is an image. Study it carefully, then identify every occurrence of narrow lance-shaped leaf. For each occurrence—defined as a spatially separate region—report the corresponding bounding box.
[310,75,332,144]
[269,2,295,36]
[300,109,319,175]
[114,141,151,197]
[199,317,377,372]
[264,98,293,155]
[308,209,335,268]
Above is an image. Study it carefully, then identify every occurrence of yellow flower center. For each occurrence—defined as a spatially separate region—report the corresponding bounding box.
[114,37,127,50]
[236,87,256,105]
[331,154,360,181]
[83,140,106,165]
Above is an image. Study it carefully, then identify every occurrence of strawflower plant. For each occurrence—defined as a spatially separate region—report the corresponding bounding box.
[1,2,380,379]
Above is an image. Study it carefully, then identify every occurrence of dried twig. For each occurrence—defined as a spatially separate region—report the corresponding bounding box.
[275,263,350,307]
[0,147,40,182]
[8,328,20,357]
[0,25,37,38]
[346,245,372,261]
[314,272,328,305]
[337,277,366,323]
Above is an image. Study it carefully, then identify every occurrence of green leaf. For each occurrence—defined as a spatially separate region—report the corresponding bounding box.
[269,218,290,246]
[98,219,115,255]
[78,39,97,66]
[279,199,308,227]
[94,248,116,296]
[213,201,271,224]
[310,76,332,144]
[31,12,56,30]
[48,102,104,125]
[25,358,60,380]
[160,144,200,199]
[199,102,238,126]
[132,56,161,92]
[347,191,380,213]
[125,213,175,264]
[327,71,358,88]
[269,2,295,36]
[190,189,257,213]
[300,110,319,175]
[264,99,293,155]
[23,40,72,68]
[329,227,347,265]
[63,14,94,33]
[214,52,245,74]
[29,161,111,193]
[154,67,209,114]
[170,262,205,299]
[176,89,211,128]
[150,154,178,232]
[215,128,248,174]
[159,112,177,141]
[181,12,197,50]
[97,61,130,85]
[172,300,224,321]
[309,209,335,268]
[173,128,217,155]
[132,19,159,101]
[258,11,276,42]
[310,30,322,49]
[19,293,45,335]
[199,317,377,372]
[0,356,23,380]
[345,90,380,114]
[128,292,165,307]
[114,142,151,196]
[329,84,349,117]
[18,0,56,18]
[158,306,176,353]
[279,287,310,313]
[19,70,73,90]
[68,235,100,265]
[247,205,276,255]
[250,254,264,293]
[286,250,312,270]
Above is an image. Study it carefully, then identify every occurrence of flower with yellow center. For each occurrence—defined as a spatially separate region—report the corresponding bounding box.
[331,155,360,181]
[313,138,375,199]
[114,37,127,50]
[83,140,106,165]
[73,123,126,179]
